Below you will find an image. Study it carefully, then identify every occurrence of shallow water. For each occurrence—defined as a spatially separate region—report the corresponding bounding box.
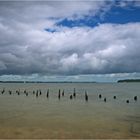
[0,83,140,139]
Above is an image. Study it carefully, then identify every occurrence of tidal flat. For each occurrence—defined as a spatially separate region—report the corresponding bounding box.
[0,83,139,139]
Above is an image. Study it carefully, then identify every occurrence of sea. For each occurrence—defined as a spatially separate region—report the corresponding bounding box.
[0,83,139,139]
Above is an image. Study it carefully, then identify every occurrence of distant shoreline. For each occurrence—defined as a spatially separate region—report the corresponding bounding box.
[0,79,140,83]
[117,79,140,83]
[0,81,97,83]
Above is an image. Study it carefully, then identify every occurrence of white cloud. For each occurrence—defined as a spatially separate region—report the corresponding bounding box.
[0,20,140,75]
[0,1,140,77]
[60,53,79,70]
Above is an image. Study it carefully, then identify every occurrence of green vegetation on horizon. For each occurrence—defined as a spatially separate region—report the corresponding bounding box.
[118,79,140,83]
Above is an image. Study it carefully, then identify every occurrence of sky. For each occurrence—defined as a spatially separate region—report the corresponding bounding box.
[0,0,140,82]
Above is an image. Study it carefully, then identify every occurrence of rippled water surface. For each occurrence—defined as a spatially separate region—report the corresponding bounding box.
[0,83,140,139]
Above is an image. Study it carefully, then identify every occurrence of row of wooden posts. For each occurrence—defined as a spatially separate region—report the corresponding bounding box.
[0,88,138,103]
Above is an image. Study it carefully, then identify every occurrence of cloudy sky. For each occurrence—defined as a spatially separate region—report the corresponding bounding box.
[0,0,140,82]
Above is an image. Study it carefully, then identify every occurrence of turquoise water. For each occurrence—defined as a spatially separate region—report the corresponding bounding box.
[0,83,139,138]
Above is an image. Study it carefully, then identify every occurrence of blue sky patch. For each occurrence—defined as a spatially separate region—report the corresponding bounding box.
[56,16,99,28]
[103,6,140,24]
[56,4,140,28]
